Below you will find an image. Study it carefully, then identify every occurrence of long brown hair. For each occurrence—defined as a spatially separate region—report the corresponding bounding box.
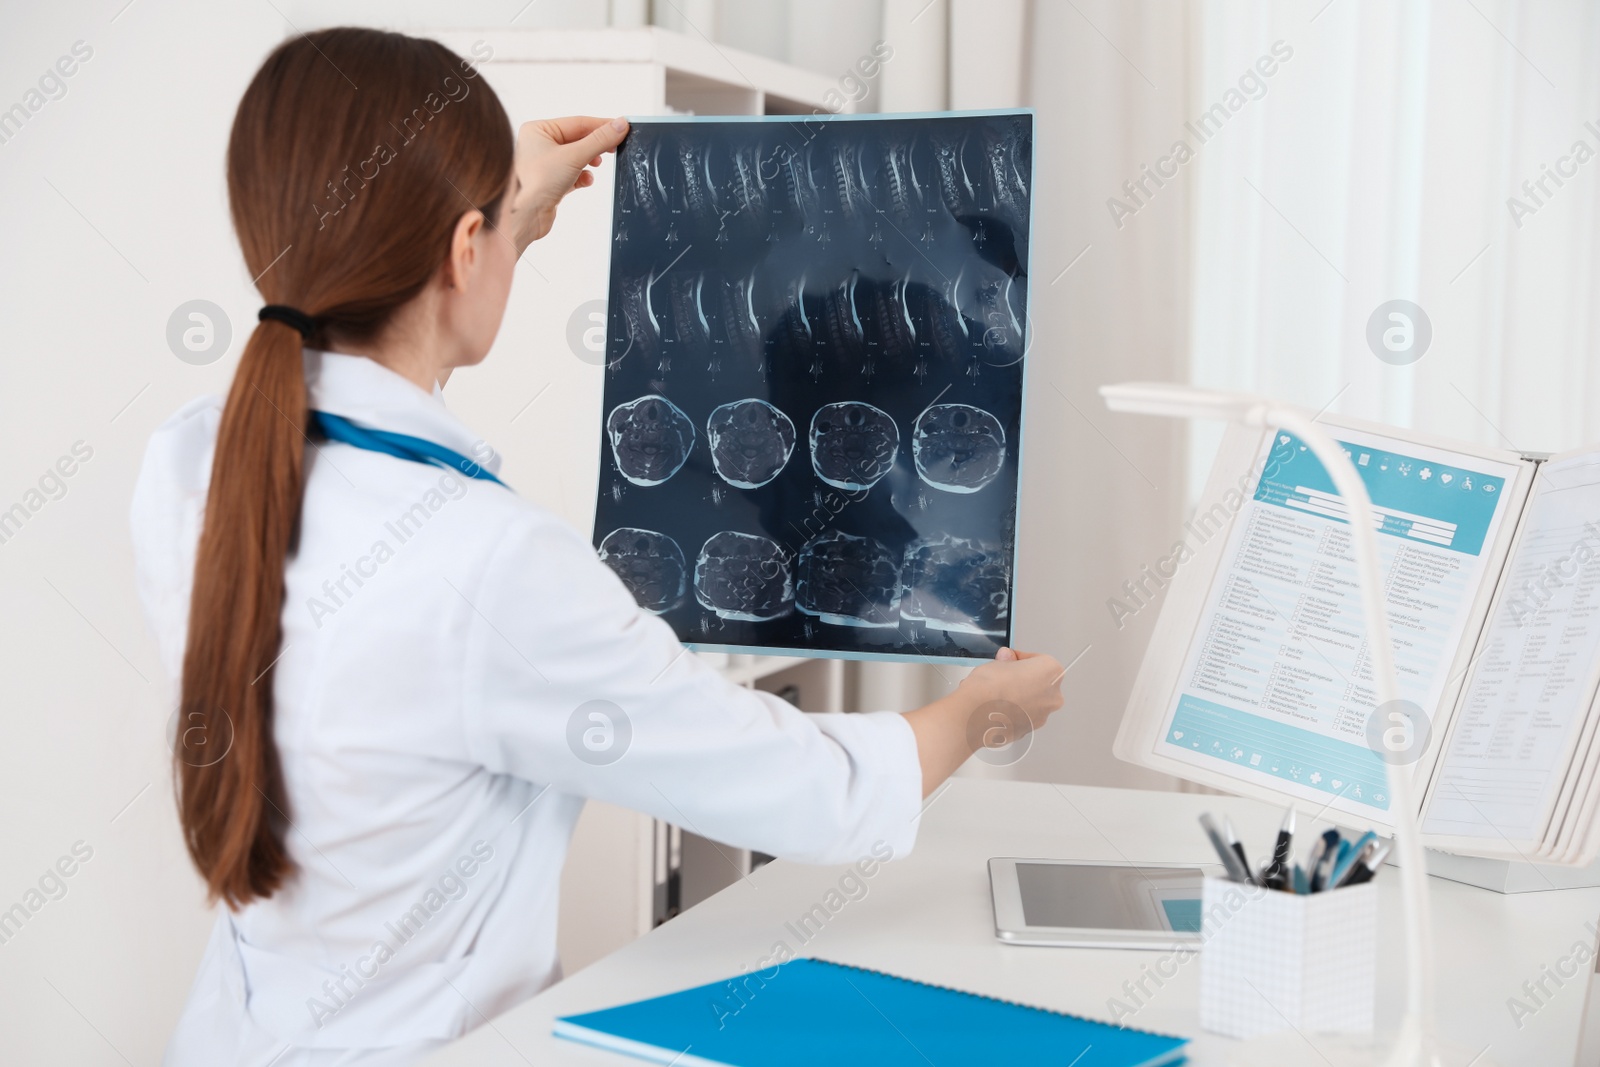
[177,28,512,908]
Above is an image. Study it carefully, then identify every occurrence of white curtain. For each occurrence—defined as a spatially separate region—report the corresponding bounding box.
[1186,0,1600,493]
[929,0,1600,790]
[940,0,1197,788]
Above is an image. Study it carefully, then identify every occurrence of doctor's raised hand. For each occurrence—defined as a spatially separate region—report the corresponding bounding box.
[504,116,630,253]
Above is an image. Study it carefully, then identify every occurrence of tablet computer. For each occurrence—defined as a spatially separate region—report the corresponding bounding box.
[988,858,1214,950]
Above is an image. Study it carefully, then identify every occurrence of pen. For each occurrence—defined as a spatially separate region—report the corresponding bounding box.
[1292,862,1309,894]
[1263,806,1295,888]
[1223,818,1259,886]
[1330,842,1374,889]
[1199,813,1252,884]
[1310,829,1341,892]
[1326,840,1351,890]
[1328,831,1378,889]
[1303,835,1327,886]
[1342,840,1392,887]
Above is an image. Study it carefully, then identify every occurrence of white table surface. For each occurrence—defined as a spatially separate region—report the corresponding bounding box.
[421,778,1600,1066]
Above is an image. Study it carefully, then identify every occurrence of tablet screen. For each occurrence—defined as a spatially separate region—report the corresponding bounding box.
[1015,863,1204,933]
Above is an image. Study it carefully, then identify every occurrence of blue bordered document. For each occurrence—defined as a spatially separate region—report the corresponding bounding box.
[1115,413,1600,863]
[554,957,1188,1067]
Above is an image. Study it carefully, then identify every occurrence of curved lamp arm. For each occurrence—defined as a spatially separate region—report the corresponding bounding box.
[1264,407,1434,1067]
[1102,382,1438,1066]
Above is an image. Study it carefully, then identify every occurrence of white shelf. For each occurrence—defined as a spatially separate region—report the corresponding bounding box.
[423,27,849,115]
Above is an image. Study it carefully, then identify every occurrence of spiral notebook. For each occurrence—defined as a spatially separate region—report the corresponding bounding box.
[553,957,1188,1066]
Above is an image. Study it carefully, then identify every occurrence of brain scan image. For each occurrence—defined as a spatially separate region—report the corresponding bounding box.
[706,399,795,489]
[930,130,979,218]
[614,271,662,367]
[694,532,794,621]
[675,138,716,226]
[975,272,1026,370]
[822,271,868,371]
[717,271,763,368]
[981,116,1031,231]
[912,404,1006,493]
[596,112,1031,662]
[706,142,771,246]
[668,272,711,351]
[918,273,976,379]
[810,402,899,492]
[772,141,823,239]
[900,535,1011,636]
[606,394,696,487]
[618,127,666,236]
[795,531,901,628]
[597,528,687,614]
[823,139,871,221]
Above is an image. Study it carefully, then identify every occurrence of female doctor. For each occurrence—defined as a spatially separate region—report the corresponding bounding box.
[132,28,1066,1066]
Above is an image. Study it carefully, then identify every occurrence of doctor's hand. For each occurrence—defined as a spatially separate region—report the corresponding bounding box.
[505,116,630,254]
[902,648,1067,798]
[963,647,1067,731]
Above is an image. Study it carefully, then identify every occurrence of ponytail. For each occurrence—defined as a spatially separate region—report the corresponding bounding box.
[175,319,306,906]
[178,27,512,907]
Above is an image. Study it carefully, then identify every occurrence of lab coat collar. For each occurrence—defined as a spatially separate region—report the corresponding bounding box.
[304,350,503,479]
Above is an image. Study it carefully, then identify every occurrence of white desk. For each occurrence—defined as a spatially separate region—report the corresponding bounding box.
[423,779,1600,1066]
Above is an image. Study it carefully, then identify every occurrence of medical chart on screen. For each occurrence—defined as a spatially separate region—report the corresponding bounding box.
[1423,454,1600,841]
[1156,428,1522,811]
[589,112,1033,662]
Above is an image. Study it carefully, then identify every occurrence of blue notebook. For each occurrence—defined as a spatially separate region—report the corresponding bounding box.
[554,957,1188,1066]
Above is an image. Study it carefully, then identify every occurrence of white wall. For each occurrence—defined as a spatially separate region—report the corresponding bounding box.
[3,5,302,1063]
[1001,0,1197,790]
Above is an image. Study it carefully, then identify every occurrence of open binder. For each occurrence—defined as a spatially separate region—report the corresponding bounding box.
[1116,413,1600,864]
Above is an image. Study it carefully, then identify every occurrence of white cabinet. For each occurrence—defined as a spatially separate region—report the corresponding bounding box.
[427,27,851,973]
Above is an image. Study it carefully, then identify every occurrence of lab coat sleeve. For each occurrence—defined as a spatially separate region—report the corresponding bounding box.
[459,509,923,865]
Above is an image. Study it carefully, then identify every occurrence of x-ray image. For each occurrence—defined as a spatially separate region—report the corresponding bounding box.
[597,527,687,614]
[796,531,902,628]
[901,535,1011,636]
[694,531,794,621]
[606,394,695,486]
[810,402,898,491]
[912,403,1006,493]
[707,398,795,489]
[591,111,1032,662]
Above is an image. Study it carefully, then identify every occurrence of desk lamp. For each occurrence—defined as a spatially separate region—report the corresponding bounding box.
[1100,381,1455,1067]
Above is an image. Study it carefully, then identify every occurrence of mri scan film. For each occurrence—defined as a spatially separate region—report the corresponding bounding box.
[591,111,1032,662]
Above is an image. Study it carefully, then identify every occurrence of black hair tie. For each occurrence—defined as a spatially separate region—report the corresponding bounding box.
[258,305,316,339]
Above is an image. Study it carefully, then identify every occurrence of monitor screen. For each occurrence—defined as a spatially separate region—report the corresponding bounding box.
[1016,862,1204,933]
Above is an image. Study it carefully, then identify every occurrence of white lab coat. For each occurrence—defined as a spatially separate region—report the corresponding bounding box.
[132,351,923,1066]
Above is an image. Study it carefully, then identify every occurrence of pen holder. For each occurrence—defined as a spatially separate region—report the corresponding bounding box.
[1198,877,1377,1040]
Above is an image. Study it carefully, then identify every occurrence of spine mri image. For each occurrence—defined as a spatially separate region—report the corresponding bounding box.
[591,112,1032,662]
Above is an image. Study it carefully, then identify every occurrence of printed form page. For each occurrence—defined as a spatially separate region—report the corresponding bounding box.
[1423,453,1600,843]
[1158,428,1522,815]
